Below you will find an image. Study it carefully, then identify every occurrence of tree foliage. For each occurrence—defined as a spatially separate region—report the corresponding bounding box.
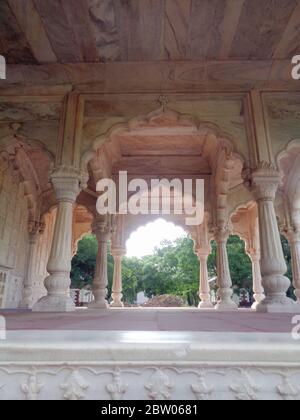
[71,233,294,306]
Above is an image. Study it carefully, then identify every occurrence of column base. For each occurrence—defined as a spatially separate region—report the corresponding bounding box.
[255,296,300,313]
[110,301,124,308]
[215,300,238,311]
[198,301,214,309]
[32,295,75,312]
[215,288,238,311]
[88,300,109,309]
[251,294,266,310]
[19,302,33,310]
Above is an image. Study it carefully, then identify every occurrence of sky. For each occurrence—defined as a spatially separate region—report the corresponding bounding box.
[126,218,187,258]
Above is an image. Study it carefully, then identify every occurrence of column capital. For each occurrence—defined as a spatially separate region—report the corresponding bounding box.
[50,166,83,203]
[111,247,126,258]
[27,220,45,237]
[214,227,230,243]
[285,226,300,243]
[250,163,280,201]
[195,246,210,260]
[92,215,110,240]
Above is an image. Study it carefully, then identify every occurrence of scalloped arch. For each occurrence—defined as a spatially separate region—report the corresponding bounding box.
[81,108,245,169]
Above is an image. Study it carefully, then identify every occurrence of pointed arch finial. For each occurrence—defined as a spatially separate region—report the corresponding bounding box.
[157,94,169,112]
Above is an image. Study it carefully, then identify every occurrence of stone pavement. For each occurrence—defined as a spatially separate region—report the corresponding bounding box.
[0,307,296,333]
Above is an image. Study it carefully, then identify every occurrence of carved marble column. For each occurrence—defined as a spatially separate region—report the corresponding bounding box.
[215,228,238,311]
[246,214,265,310]
[33,168,80,312]
[248,250,265,310]
[19,222,43,309]
[111,247,126,308]
[252,166,299,313]
[286,227,300,303]
[196,248,213,309]
[89,216,110,309]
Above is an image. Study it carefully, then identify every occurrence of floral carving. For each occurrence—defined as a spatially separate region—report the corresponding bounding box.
[191,373,213,400]
[145,370,174,400]
[230,372,260,400]
[21,371,43,400]
[106,369,128,400]
[60,371,89,401]
[277,377,300,401]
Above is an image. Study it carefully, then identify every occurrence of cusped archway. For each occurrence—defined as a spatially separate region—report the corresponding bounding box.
[81,108,247,229]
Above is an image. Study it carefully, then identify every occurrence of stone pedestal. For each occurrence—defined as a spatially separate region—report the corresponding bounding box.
[252,167,300,313]
[197,250,213,309]
[110,248,126,308]
[215,228,238,311]
[89,216,110,309]
[33,169,80,312]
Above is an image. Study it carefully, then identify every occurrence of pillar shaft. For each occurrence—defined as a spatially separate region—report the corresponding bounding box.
[111,249,126,308]
[252,167,299,312]
[215,229,238,311]
[249,252,265,310]
[33,168,80,312]
[89,217,110,309]
[197,251,213,309]
[19,228,40,309]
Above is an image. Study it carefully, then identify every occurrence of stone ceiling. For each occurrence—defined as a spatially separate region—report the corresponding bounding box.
[1,0,300,65]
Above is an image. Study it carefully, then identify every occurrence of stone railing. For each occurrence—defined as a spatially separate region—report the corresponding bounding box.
[0,331,299,400]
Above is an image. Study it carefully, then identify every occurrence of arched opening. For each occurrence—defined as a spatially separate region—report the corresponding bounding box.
[280,233,294,300]
[0,129,54,309]
[277,139,300,303]
[206,236,253,308]
[78,109,247,312]
[227,235,253,308]
[230,202,264,309]
[70,233,98,307]
[125,218,194,307]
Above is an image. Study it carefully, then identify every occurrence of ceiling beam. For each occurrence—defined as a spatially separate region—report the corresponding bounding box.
[33,0,83,62]
[273,0,300,59]
[218,0,245,60]
[62,0,99,62]
[7,0,57,63]
[1,60,297,92]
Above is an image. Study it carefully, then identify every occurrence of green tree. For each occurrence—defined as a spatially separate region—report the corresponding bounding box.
[71,232,295,306]
[71,234,98,288]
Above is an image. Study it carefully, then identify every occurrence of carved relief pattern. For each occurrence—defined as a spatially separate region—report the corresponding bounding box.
[145,370,174,400]
[191,372,214,400]
[106,369,128,401]
[229,371,261,401]
[277,377,300,401]
[21,370,43,401]
[0,366,299,400]
[60,371,89,401]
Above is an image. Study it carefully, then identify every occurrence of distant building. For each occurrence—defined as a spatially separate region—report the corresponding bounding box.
[136,292,149,305]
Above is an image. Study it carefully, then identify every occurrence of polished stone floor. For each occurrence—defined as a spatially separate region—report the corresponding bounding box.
[0,307,296,333]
